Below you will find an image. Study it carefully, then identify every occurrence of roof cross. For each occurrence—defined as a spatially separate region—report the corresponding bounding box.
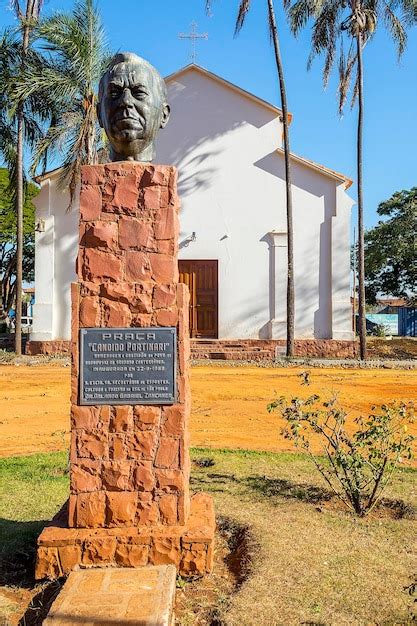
[179,21,208,64]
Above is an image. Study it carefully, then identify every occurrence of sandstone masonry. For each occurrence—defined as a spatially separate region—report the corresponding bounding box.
[35,163,214,579]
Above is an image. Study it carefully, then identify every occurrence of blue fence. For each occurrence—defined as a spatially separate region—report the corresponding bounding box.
[398,308,416,337]
[366,314,398,335]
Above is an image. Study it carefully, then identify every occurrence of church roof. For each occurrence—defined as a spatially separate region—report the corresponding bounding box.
[165,63,293,124]
[34,64,351,189]
[276,147,353,189]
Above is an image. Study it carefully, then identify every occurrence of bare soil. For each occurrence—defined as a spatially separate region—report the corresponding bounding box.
[0,363,416,458]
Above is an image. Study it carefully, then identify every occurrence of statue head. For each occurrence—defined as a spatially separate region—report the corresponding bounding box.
[97,52,170,162]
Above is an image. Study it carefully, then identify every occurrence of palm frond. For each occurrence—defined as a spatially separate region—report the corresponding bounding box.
[235,0,252,35]
[288,0,322,34]
[338,41,357,114]
[382,1,407,56]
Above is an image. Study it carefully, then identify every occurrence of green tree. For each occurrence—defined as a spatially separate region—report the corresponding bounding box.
[206,0,295,356]
[0,168,36,320]
[364,187,416,305]
[287,0,417,359]
[14,0,110,203]
[0,1,48,354]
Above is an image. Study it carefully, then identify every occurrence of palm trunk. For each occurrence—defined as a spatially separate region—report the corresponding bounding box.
[15,109,24,355]
[267,0,295,357]
[356,33,367,360]
[15,0,40,355]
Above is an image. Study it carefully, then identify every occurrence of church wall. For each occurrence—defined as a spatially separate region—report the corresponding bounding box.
[30,68,353,344]
[156,69,353,340]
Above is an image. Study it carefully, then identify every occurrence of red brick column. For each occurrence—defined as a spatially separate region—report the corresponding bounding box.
[69,163,190,529]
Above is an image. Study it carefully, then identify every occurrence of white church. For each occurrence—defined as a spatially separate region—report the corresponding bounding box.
[29,64,355,356]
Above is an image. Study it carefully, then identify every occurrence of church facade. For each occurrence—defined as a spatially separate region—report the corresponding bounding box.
[29,64,355,355]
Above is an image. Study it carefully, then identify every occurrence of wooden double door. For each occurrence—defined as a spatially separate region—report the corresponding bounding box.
[178,260,218,338]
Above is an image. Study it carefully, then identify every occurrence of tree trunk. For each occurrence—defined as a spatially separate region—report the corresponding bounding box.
[14,0,39,355]
[267,0,295,357]
[356,33,367,360]
[15,108,24,355]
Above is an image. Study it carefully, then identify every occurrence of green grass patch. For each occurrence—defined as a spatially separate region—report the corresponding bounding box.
[0,449,416,624]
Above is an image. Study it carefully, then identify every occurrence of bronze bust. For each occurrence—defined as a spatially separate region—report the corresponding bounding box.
[97,52,170,162]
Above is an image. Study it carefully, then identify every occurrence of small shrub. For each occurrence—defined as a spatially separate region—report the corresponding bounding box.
[372,323,388,337]
[268,376,415,516]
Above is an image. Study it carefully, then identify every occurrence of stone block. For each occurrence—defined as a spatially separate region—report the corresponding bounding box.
[137,501,160,526]
[115,544,149,567]
[155,438,179,469]
[101,281,135,304]
[161,406,185,438]
[70,406,101,430]
[154,206,176,240]
[76,430,108,460]
[84,221,118,249]
[134,406,161,426]
[153,284,176,309]
[35,547,62,579]
[141,165,171,187]
[155,469,185,493]
[150,537,181,567]
[126,430,158,461]
[81,166,105,187]
[82,538,116,565]
[181,542,209,576]
[110,406,133,432]
[132,460,155,492]
[58,545,82,574]
[80,281,101,296]
[81,248,123,283]
[75,491,106,528]
[149,253,177,283]
[106,491,137,526]
[79,295,100,327]
[125,250,152,282]
[130,292,153,314]
[102,299,132,327]
[155,308,179,326]
[71,460,102,493]
[43,566,177,626]
[112,173,140,211]
[159,494,178,525]
[80,185,101,221]
[131,313,153,327]
[109,434,128,460]
[102,461,132,491]
[119,216,155,250]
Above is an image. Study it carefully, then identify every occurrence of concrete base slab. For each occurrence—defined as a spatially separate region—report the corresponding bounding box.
[43,565,176,625]
[36,493,215,580]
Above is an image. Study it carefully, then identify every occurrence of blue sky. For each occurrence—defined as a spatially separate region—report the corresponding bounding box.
[1,0,416,228]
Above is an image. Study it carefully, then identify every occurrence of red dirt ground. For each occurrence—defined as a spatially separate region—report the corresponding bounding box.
[1,364,415,458]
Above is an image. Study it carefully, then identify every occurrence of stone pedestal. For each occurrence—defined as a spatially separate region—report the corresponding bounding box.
[35,163,215,579]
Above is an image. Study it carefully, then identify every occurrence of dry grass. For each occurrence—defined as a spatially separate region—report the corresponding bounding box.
[1,449,416,625]
[367,337,417,360]
[189,448,416,626]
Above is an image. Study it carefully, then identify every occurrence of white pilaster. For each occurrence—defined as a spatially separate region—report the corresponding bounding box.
[331,186,355,340]
[30,180,55,341]
[265,230,287,339]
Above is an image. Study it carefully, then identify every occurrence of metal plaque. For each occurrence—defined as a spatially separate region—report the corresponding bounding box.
[79,327,177,406]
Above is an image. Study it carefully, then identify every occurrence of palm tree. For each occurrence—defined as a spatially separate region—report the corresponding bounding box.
[1,2,46,355]
[288,0,417,359]
[206,0,295,357]
[14,0,110,204]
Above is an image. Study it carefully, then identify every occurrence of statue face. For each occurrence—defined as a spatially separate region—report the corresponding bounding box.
[98,59,170,162]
